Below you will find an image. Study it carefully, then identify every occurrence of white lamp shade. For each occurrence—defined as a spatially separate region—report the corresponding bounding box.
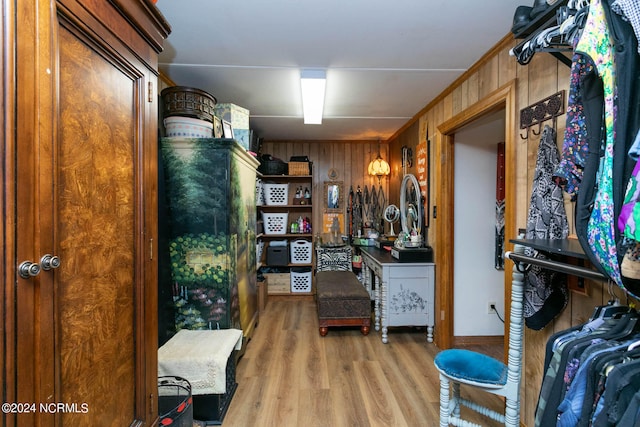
[368,156,390,177]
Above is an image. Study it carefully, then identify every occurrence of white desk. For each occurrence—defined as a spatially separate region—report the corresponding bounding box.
[359,247,435,343]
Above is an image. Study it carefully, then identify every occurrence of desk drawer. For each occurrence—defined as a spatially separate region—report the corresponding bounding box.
[389,265,432,279]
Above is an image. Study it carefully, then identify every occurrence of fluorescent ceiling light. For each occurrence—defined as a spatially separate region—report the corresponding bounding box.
[300,69,326,125]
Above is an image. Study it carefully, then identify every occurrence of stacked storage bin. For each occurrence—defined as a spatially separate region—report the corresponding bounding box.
[161,86,217,138]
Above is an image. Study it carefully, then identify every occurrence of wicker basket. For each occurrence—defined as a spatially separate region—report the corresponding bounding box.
[161,86,217,123]
[288,162,311,176]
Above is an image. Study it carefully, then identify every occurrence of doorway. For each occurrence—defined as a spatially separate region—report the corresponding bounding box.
[433,81,516,350]
[453,110,506,341]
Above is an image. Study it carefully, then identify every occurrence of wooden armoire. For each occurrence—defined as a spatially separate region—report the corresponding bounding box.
[1,0,170,426]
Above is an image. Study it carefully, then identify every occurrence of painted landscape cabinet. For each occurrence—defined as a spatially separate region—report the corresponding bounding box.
[159,138,259,346]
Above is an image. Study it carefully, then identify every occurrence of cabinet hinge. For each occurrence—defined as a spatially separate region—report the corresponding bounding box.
[148,81,153,102]
[150,392,154,414]
[150,238,153,260]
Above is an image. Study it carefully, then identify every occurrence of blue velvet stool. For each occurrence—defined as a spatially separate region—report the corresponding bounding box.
[433,246,526,427]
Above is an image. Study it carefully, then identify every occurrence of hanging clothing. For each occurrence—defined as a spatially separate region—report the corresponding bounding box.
[573,0,623,288]
[610,0,640,54]
[626,129,640,161]
[604,0,640,241]
[524,125,570,330]
[557,340,632,426]
[592,355,640,425]
[604,0,640,296]
[617,389,640,426]
[533,310,640,426]
[534,324,620,427]
[619,132,640,240]
[554,35,594,198]
[495,142,506,270]
[568,25,608,284]
[558,0,640,298]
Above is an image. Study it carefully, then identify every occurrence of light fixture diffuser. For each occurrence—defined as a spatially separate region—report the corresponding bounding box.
[368,140,390,183]
[300,69,326,125]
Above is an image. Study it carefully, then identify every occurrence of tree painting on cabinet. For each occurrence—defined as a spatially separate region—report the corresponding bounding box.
[161,139,246,331]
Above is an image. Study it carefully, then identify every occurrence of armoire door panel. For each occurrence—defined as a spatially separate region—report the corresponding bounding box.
[56,24,138,426]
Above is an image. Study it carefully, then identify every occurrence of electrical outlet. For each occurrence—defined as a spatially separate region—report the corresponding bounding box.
[488,302,497,314]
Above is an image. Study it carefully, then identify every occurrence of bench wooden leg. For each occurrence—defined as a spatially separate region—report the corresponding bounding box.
[319,319,370,336]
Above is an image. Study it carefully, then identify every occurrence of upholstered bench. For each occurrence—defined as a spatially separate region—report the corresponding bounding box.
[316,270,371,336]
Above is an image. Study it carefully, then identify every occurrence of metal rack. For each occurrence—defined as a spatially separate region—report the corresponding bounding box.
[508,238,608,282]
[510,0,574,67]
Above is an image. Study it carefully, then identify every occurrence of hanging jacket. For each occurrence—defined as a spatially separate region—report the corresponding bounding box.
[582,0,623,287]
[524,125,570,330]
[604,0,640,247]
[571,0,628,292]
[554,34,594,199]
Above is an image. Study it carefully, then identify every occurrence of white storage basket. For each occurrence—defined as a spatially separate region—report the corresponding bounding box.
[263,183,289,206]
[290,239,312,264]
[290,268,312,293]
[262,212,288,235]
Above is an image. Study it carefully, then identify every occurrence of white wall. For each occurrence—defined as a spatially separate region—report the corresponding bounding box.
[453,111,505,336]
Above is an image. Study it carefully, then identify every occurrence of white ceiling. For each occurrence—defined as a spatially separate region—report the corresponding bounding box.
[156,0,523,141]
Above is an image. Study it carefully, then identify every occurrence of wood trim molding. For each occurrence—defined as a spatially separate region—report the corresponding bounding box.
[433,80,516,352]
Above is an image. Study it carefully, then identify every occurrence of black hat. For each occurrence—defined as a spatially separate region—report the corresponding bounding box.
[530,0,549,20]
[511,5,533,35]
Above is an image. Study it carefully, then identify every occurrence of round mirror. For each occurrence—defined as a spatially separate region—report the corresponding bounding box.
[400,174,422,236]
[383,204,400,236]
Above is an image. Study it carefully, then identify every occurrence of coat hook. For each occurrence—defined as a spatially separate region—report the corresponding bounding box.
[531,122,542,136]
[520,128,529,140]
[519,90,566,141]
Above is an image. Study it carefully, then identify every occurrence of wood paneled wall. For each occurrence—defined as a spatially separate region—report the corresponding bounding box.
[259,140,391,237]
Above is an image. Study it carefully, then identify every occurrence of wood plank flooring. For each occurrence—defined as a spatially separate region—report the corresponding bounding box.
[219,296,506,427]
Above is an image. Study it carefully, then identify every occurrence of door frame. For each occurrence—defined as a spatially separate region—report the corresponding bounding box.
[433,80,517,350]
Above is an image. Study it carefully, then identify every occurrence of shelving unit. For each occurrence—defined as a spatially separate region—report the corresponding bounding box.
[257,173,315,295]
